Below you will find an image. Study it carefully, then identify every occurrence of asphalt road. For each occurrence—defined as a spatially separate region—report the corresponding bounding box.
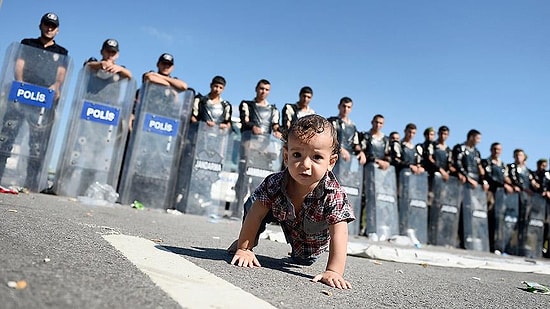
[1,193,549,308]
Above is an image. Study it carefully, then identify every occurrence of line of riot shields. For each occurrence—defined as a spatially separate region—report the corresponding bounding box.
[0,42,285,216]
[363,162,549,258]
[0,42,194,210]
[0,42,548,258]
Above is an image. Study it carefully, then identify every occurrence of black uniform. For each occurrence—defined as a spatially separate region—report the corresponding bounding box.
[192,95,232,126]
[452,143,483,183]
[281,103,314,134]
[390,140,421,175]
[360,131,389,164]
[239,100,279,134]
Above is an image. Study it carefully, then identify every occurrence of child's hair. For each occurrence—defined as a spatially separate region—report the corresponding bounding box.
[283,114,340,155]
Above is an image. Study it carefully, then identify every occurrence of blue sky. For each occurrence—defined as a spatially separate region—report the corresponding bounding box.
[0,1,548,170]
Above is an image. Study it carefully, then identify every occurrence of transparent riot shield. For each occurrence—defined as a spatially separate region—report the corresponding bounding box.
[333,157,363,236]
[176,121,231,217]
[231,131,283,219]
[398,169,429,244]
[54,65,136,198]
[545,199,550,259]
[0,42,72,191]
[216,131,240,206]
[516,192,531,256]
[461,185,489,251]
[523,194,546,258]
[503,193,521,255]
[490,188,505,252]
[364,162,399,240]
[118,83,193,209]
[429,175,461,247]
[494,190,519,254]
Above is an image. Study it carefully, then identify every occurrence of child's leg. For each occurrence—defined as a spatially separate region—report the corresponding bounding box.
[288,255,318,266]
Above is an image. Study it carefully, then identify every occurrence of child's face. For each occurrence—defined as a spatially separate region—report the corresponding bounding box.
[284,130,337,191]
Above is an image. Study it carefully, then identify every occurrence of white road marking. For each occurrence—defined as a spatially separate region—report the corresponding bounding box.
[103,234,275,308]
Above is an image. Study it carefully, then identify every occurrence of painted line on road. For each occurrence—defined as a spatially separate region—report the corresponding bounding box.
[103,234,275,309]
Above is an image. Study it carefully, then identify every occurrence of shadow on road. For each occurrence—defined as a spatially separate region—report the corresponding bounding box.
[160,245,314,279]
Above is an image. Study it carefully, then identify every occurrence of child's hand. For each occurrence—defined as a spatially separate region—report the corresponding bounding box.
[230,249,261,268]
[311,270,352,289]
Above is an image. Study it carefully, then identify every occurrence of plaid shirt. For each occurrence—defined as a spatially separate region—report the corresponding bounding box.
[252,169,354,260]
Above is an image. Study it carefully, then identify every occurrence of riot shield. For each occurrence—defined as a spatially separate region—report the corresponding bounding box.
[545,199,550,258]
[523,194,546,258]
[494,190,519,254]
[333,156,363,236]
[489,188,505,252]
[54,65,136,198]
[118,82,193,209]
[175,121,231,216]
[0,42,72,191]
[398,169,429,244]
[429,175,461,247]
[210,132,240,214]
[461,185,489,251]
[231,131,283,219]
[364,162,399,240]
[515,192,530,256]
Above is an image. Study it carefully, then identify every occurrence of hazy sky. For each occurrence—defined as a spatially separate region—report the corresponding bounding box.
[0,0,548,169]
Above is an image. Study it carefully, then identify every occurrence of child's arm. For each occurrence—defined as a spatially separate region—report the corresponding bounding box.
[312,221,352,289]
[230,200,269,268]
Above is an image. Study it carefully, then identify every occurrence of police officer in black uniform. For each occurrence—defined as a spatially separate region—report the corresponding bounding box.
[451,129,489,248]
[360,114,390,169]
[390,123,424,176]
[233,79,281,217]
[0,12,69,190]
[191,76,232,128]
[327,97,365,175]
[481,142,513,252]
